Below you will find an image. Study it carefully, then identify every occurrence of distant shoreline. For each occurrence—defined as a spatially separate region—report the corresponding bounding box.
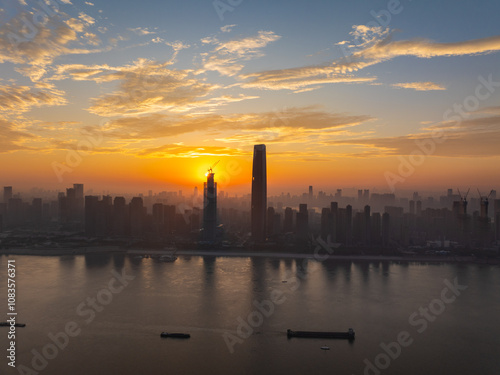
[0,247,498,264]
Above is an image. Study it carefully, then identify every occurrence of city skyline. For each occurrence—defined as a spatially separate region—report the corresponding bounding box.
[1,0,500,193]
[2,3,500,375]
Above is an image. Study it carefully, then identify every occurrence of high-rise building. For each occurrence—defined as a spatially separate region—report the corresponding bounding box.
[296,203,309,240]
[74,183,84,220]
[321,207,331,241]
[284,207,293,233]
[364,189,370,201]
[113,197,127,236]
[85,195,99,236]
[152,203,164,235]
[409,200,415,215]
[251,144,267,242]
[267,206,275,237]
[203,172,217,241]
[129,197,144,237]
[164,205,176,235]
[346,204,352,246]
[3,186,12,205]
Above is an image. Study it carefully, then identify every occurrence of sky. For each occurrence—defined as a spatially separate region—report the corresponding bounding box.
[1,0,500,195]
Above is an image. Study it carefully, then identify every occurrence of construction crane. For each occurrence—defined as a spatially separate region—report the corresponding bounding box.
[457,188,470,215]
[477,189,494,218]
[206,160,220,175]
[477,189,494,202]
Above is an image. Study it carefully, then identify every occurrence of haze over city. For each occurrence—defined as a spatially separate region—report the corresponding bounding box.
[1,0,500,194]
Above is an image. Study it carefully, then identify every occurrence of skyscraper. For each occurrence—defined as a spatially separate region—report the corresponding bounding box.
[3,186,12,204]
[74,183,84,221]
[203,172,217,241]
[251,144,267,242]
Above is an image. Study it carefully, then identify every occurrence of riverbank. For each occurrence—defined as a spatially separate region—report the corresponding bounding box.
[0,247,498,264]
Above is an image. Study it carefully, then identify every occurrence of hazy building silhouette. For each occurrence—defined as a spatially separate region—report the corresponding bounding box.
[321,207,332,241]
[496,212,500,241]
[190,207,201,233]
[382,212,390,248]
[371,212,382,246]
[3,186,12,204]
[330,202,338,242]
[267,206,276,238]
[203,172,217,241]
[74,183,84,220]
[416,200,422,216]
[8,197,23,227]
[251,144,267,242]
[164,205,176,235]
[113,197,127,236]
[364,189,370,201]
[32,198,42,226]
[409,200,415,215]
[296,203,308,240]
[85,196,99,236]
[284,207,293,233]
[364,205,371,246]
[129,197,144,237]
[66,187,76,221]
[346,205,352,246]
[153,203,164,235]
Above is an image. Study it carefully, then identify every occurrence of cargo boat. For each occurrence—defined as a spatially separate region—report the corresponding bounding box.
[287,328,355,340]
[160,332,190,338]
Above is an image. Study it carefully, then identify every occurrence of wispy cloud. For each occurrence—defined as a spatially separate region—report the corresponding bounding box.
[0,83,67,115]
[128,27,156,36]
[86,106,373,149]
[0,10,107,81]
[78,12,95,25]
[53,58,259,116]
[134,144,248,158]
[0,119,35,153]
[220,24,236,33]
[198,30,280,76]
[327,108,500,157]
[392,82,446,91]
[239,26,500,91]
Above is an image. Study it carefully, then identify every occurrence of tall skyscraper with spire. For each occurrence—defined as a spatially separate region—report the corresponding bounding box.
[251,144,267,242]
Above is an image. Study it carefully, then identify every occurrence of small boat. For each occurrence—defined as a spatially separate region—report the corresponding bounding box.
[160,332,190,338]
[0,322,26,327]
[159,254,177,262]
[320,346,330,350]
